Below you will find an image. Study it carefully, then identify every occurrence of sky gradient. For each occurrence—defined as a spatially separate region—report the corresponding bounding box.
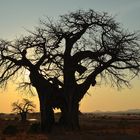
[0,0,140,113]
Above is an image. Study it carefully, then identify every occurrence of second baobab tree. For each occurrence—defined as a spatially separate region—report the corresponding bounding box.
[12,98,36,122]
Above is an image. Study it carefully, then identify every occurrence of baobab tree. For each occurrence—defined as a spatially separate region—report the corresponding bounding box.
[0,30,64,132]
[0,9,140,131]
[12,98,36,122]
[40,9,140,129]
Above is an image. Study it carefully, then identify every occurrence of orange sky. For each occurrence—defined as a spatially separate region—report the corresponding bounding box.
[81,78,140,112]
[0,78,140,113]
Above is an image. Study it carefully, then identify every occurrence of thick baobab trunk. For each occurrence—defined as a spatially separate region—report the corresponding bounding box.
[63,78,96,130]
[20,112,27,122]
[62,79,92,130]
[29,71,55,132]
[58,99,80,130]
[39,94,54,132]
[63,56,80,129]
[63,87,80,130]
[65,100,80,130]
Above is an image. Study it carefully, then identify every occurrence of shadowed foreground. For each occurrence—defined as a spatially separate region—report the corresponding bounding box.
[0,113,140,140]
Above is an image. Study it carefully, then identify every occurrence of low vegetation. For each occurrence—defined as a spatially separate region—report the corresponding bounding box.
[0,113,140,140]
[3,125,18,135]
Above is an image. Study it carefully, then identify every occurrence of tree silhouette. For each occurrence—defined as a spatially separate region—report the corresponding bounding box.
[40,9,140,129]
[12,98,36,122]
[0,9,140,131]
[0,31,63,132]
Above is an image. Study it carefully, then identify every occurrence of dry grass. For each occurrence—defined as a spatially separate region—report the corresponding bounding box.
[0,113,140,140]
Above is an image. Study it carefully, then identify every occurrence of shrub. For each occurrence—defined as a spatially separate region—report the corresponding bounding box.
[3,125,18,135]
[28,123,40,133]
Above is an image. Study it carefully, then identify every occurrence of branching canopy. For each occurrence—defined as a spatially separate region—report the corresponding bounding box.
[0,9,140,97]
[12,98,36,114]
[41,9,140,89]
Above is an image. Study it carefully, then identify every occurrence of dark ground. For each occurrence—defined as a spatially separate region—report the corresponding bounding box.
[0,113,140,140]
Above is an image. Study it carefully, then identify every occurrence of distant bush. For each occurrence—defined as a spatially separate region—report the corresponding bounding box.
[3,125,18,135]
[28,123,40,133]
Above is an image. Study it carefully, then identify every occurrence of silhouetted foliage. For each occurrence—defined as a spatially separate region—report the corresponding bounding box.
[28,123,40,133]
[39,9,140,129]
[0,29,62,132]
[0,9,140,131]
[12,98,36,122]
